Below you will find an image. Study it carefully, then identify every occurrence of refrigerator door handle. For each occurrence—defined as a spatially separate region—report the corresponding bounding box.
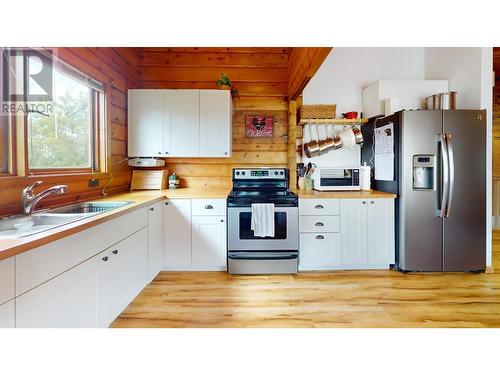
[446,133,455,217]
[438,133,450,218]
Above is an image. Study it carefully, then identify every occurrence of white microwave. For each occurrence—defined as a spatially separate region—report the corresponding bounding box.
[312,167,361,191]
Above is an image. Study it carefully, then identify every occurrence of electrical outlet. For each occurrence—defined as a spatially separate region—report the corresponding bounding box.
[88,178,99,188]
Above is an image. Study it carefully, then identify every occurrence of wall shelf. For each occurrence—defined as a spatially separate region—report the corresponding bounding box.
[298,118,368,126]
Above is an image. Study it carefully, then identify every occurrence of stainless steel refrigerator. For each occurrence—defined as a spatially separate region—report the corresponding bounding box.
[362,110,486,272]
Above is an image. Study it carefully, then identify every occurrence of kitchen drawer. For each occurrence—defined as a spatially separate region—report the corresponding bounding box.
[165,198,191,209]
[299,233,342,270]
[192,199,226,216]
[299,215,340,233]
[299,199,339,216]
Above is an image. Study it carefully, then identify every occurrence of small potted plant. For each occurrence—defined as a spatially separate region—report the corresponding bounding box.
[216,73,238,96]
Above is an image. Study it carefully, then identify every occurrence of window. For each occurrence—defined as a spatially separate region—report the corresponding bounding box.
[0,48,105,176]
[26,54,103,173]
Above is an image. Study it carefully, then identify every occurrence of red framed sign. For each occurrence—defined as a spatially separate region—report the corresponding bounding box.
[245,115,273,138]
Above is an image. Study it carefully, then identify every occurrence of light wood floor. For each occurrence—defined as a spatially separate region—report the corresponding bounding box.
[111,233,500,328]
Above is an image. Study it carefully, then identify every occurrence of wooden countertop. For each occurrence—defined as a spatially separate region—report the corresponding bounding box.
[0,187,394,261]
[295,189,397,199]
[0,188,230,261]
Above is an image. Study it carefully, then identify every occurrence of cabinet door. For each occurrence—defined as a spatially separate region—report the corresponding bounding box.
[0,257,14,305]
[199,90,231,157]
[367,199,395,265]
[98,228,148,327]
[164,199,192,270]
[340,199,368,266]
[147,201,164,282]
[16,254,100,328]
[191,216,226,270]
[0,300,15,328]
[165,90,200,157]
[128,89,164,157]
[299,233,342,270]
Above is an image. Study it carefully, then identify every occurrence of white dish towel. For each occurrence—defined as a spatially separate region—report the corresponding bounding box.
[251,203,275,237]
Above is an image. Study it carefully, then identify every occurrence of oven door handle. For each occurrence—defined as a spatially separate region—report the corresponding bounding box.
[228,253,298,260]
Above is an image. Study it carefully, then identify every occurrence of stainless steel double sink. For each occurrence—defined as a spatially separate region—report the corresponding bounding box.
[0,201,134,238]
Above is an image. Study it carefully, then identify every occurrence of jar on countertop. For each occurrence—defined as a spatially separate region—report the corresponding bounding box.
[168,173,180,189]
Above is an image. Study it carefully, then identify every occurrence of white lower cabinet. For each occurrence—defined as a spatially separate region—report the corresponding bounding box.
[0,257,15,305]
[164,199,227,271]
[0,300,15,328]
[299,233,342,270]
[164,199,192,270]
[98,228,148,327]
[15,227,148,328]
[191,215,227,270]
[147,201,164,282]
[16,253,101,328]
[340,198,395,269]
[299,197,395,271]
[339,199,369,266]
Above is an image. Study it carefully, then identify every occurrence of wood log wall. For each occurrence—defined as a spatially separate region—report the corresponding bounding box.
[0,47,332,215]
[0,48,140,216]
[140,47,290,189]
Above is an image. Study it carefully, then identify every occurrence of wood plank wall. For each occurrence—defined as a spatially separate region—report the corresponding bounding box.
[0,48,140,216]
[140,47,290,189]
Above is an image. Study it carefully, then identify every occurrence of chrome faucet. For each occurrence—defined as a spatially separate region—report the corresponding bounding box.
[21,181,68,214]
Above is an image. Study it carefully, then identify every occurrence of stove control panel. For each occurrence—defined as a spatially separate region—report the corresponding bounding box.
[233,168,287,180]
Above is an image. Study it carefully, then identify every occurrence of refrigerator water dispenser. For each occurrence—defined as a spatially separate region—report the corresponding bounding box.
[413,155,435,190]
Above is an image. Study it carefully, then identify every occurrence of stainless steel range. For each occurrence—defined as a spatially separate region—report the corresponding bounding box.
[227,168,299,274]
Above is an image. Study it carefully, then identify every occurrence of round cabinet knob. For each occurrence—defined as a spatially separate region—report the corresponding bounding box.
[157,151,162,155]
[224,152,228,155]
[220,219,224,223]
[165,202,169,206]
[149,207,154,211]
[112,250,118,255]
[102,256,109,262]
[165,151,169,155]
[362,201,366,204]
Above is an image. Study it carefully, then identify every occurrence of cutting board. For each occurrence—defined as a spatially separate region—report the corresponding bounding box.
[130,170,169,191]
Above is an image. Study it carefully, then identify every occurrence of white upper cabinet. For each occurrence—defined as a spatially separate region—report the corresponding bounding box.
[199,90,232,157]
[128,89,164,157]
[128,89,231,158]
[166,90,200,157]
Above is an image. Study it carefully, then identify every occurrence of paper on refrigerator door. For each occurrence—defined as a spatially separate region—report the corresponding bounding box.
[375,153,394,181]
[374,123,394,154]
[374,122,394,181]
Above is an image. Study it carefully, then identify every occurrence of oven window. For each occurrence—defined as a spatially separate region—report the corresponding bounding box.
[239,212,287,239]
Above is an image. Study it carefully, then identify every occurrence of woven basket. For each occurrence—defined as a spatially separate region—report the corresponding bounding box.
[300,104,336,120]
